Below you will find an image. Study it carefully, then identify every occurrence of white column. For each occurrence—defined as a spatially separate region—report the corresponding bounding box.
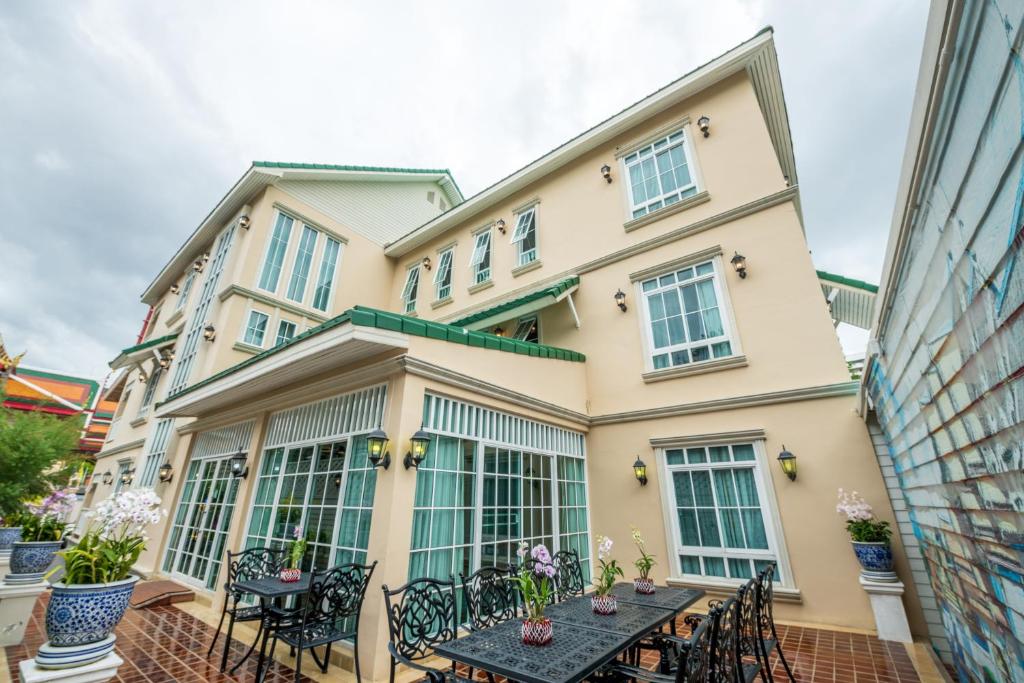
[860,575,913,643]
[19,653,123,683]
[0,580,48,646]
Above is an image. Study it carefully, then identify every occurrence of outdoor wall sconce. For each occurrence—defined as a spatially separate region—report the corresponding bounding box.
[158,462,173,483]
[170,284,180,295]
[137,370,148,385]
[405,427,432,469]
[422,256,432,271]
[203,324,216,342]
[601,164,612,183]
[120,469,135,487]
[496,219,506,235]
[367,428,391,470]
[633,456,648,486]
[101,471,113,486]
[730,252,748,279]
[193,259,204,273]
[229,450,249,479]
[614,289,628,312]
[238,214,251,230]
[493,326,505,337]
[777,445,797,481]
[697,114,711,137]
[158,354,171,370]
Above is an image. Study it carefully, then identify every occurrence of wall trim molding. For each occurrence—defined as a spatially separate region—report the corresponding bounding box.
[615,115,692,159]
[629,245,724,282]
[650,428,767,448]
[623,191,711,233]
[95,438,146,460]
[217,285,329,324]
[641,355,747,383]
[511,259,544,278]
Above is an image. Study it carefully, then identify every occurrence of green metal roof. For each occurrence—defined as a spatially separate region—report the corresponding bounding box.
[118,333,179,357]
[451,277,580,327]
[252,161,465,203]
[816,270,879,294]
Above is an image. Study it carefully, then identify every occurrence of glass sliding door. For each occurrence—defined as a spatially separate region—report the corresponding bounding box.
[480,447,554,570]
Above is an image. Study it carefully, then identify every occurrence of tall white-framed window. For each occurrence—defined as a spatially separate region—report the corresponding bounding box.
[511,316,539,343]
[434,247,454,301]
[138,418,174,488]
[469,229,491,284]
[286,225,319,302]
[175,270,197,312]
[276,320,297,346]
[242,310,270,347]
[661,441,780,582]
[312,237,342,312]
[137,367,163,417]
[114,459,133,494]
[623,128,698,219]
[401,265,420,314]
[258,213,294,292]
[510,206,538,267]
[638,258,736,371]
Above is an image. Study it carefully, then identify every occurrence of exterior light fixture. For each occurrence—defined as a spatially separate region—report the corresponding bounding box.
[158,462,173,483]
[493,326,505,337]
[633,456,648,486]
[496,219,506,235]
[405,427,432,469]
[366,428,391,470]
[170,284,180,295]
[193,259,204,273]
[777,445,797,481]
[120,468,135,487]
[697,115,711,137]
[203,324,216,342]
[600,164,612,183]
[158,354,171,370]
[730,252,747,279]
[238,215,251,230]
[229,450,249,479]
[101,471,113,486]
[138,370,148,384]
[614,289,628,312]
[422,256,432,271]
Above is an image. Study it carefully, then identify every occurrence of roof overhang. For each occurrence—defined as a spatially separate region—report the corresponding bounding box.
[449,277,580,330]
[385,27,797,256]
[109,333,179,371]
[817,271,878,330]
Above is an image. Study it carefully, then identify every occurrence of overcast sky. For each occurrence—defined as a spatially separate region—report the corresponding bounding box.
[0,1,928,381]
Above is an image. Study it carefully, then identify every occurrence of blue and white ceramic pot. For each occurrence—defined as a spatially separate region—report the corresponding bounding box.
[37,576,139,668]
[851,541,897,581]
[0,527,22,557]
[6,540,61,584]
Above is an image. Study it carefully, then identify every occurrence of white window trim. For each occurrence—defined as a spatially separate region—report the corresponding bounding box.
[275,319,298,346]
[635,255,742,373]
[434,247,455,301]
[240,307,271,348]
[175,269,197,313]
[619,123,704,222]
[256,210,296,295]
[285,224,320,304]
[510,206,539,267]
[469,227,492,284]
[511,315,539,342]
[402,265,420,313]
[655,439,794,588]
[311,236,344,313]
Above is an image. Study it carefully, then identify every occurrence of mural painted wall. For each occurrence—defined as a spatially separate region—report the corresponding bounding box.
[866,1,1024,680]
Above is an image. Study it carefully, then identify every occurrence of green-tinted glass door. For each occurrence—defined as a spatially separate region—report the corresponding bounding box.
[480,447,554,569]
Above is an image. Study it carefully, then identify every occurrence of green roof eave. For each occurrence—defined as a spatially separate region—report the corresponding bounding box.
[816,270,879,294]
[118,334,179,357]
[450,277,580,328]
[252,161,453,175]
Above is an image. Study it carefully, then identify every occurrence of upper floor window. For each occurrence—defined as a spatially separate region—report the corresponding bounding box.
[286,226,318,302]
[175,270,197,312]
[276,320,297,346]
[258,213,294,292]
[511,207,538,267]
[624,129,697,219]
[401,266,420,314]
[512,316,539,343]
[640,259,734,370]
[243,310,269,347]
[138,368,163,416]
[470,230,491,284]
[312,238,342,312]
[434,248,454,301]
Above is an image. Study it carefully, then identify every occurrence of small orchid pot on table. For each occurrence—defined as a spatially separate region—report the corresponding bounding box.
[280,525,307,582]
[592,535,623,615]
[836,488,897,581]
[7,491,75,585]
[631,526,656,594]
[513,542,556,645]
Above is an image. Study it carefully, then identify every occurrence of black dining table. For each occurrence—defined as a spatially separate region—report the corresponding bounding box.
[232,573,313,682]
[433,585,704,683]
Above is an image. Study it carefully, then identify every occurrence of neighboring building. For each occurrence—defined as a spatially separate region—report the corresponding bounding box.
[92,28,926,680]
[865,1,1024,680]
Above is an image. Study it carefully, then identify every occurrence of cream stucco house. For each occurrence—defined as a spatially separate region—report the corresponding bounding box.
[90,28,926,680]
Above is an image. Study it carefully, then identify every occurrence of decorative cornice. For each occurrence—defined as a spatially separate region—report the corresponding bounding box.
[232,342,261,355]
[511,259,543,278]
[467,280,494,295]
[630,244,724,283]
[615,115,692,159]
[95,438,146,460]
[217,285,329,324]
[641,354,746,383]
[511,196,541,215]
[430,297,454,310]
[650,428,767,448]
[623,191,711,233]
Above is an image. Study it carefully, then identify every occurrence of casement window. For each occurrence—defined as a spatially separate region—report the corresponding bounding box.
[401,266,420,314]
[286,226,318,302]
[469,230,491,284]
[511,316,539,343]
[312,238,342,312]
[624,129,697,219]
[114,384,133,420]
[663,442,778,581]
[276,320,297,346]
[434,248,454,301]
[138,367,163,416]
[640,259,734,370]
[510,207,538,267]
[138,418,173,488]
[114,459,133,494]
[175,270,196,312]
[258,213,294,292]
[242,310,269,347]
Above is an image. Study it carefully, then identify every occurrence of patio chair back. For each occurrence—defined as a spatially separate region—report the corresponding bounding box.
[299,561,377,630]
[755,562,797,682]
[382,576,459,662]
[675,601,721,683]
[460,566,518,630]
[552,549,586,600]
[225,547,284,592]
[712,594,748,683]
[737,578,760,658]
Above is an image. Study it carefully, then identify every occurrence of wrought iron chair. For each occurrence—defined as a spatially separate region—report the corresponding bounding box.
[268,561,377,683]
[755,563,797,682]
[552,549,586,601]
[605,601,722,683]
[382,576,464,683]
[460,566,518,630]
[208,547,283,672]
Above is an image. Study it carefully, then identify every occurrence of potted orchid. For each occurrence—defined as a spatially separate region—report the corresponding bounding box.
[592,535,623,614]
[7,490,74,585]
[36,489,165,669]
[512,541,556,645]
[280,524,307,582]
[631,526,656,594]
[836,488,895,580]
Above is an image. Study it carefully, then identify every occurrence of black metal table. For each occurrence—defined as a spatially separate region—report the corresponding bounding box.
[544,597,676,637]
[233,574,313,682]
[609,583,705,612]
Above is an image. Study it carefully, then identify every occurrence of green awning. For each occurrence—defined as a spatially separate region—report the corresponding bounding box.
[451,276,580,330]
[109,333,179,370]
[817,270,878,329]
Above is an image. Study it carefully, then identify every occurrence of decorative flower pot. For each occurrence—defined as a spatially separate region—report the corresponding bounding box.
[0,527,22,557]
[6,540,61,584]
[851,541,898,581]
[279,567,302,583]
[592,594,618,615]
[634,577,655,594]
[521,618,552,645]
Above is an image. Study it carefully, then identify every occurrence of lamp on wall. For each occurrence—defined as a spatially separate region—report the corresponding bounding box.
[158,353,171,370]
[229,450,249,479]
[404,427,432,469]
[633,456,648,486]
[101,471,113,486]
[614,289,628,312]
[422,256,432,271]
[730,252,748,279]
[158,462,173,483]
[203,324,216,342]
[492,326,505,337]
[120,468,135,487]
[600,164,612,183]
[193,259,204,273]
[697,114,711,137]
[777,445,797,481]
[496,219,506,235]
[367,428,391,470]
[170,284,180,295]
[238,215,251,230]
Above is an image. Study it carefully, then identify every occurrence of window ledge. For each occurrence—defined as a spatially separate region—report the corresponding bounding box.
[164,309,184,329]
[512,259,543,277]
[468,280,494,295]
[431,297,454,310]
[624,190,711,233]
[642,354,747,383]
[666,576,802,604]
[129,416,148,428]
[233,341,262,356]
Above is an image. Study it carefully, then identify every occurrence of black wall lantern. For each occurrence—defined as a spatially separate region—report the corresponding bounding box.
[367,428,391,470]
[614,289,628,312]
[697,114,711,137]
[405,427,432,469]
[633,456,648,486]
[730,252,748,279]
[158,462,173,483]
[600,164,612,183]
[777,445,797,481]
[120,468,135,487]
[101,471,113,486]
[203,323,217,342]
[229,450,249,479]
[496,219,506,235]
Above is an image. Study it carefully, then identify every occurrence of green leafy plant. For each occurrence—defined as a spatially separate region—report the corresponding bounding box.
[512,541,556,622]
[836,488,892,543]
[21,512,70,542]
[631,526,656,580]
[286,524,308,569]
[593,535,624,597]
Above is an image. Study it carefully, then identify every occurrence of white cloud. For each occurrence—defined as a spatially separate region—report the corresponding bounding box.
[33,149,70,171]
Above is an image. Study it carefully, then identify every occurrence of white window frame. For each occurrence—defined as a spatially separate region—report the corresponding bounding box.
[511,315,539,342]
[620,125,701,220]
[401,265,420,314]
[275,319,297,346]
[286,224,319,303]
[137,367,163,417]
[311,237,343,312]
[469,228,492,284]
[636,256,740,372]
[241,309,270,347]
[656,439,792,587]
[434,247,455,301]
[257,212,295,294]
[510,206,538,267]
[175,269,197,312]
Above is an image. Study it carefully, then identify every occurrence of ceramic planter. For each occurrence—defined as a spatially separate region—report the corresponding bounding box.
[851,541,898,581]
[0,527,22,557]
[280,567,302,583]
[634,577,655,594]
[35,575,139,669]
[6,540,61,585]
[521,618,552,645]
[592,594,618,615]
